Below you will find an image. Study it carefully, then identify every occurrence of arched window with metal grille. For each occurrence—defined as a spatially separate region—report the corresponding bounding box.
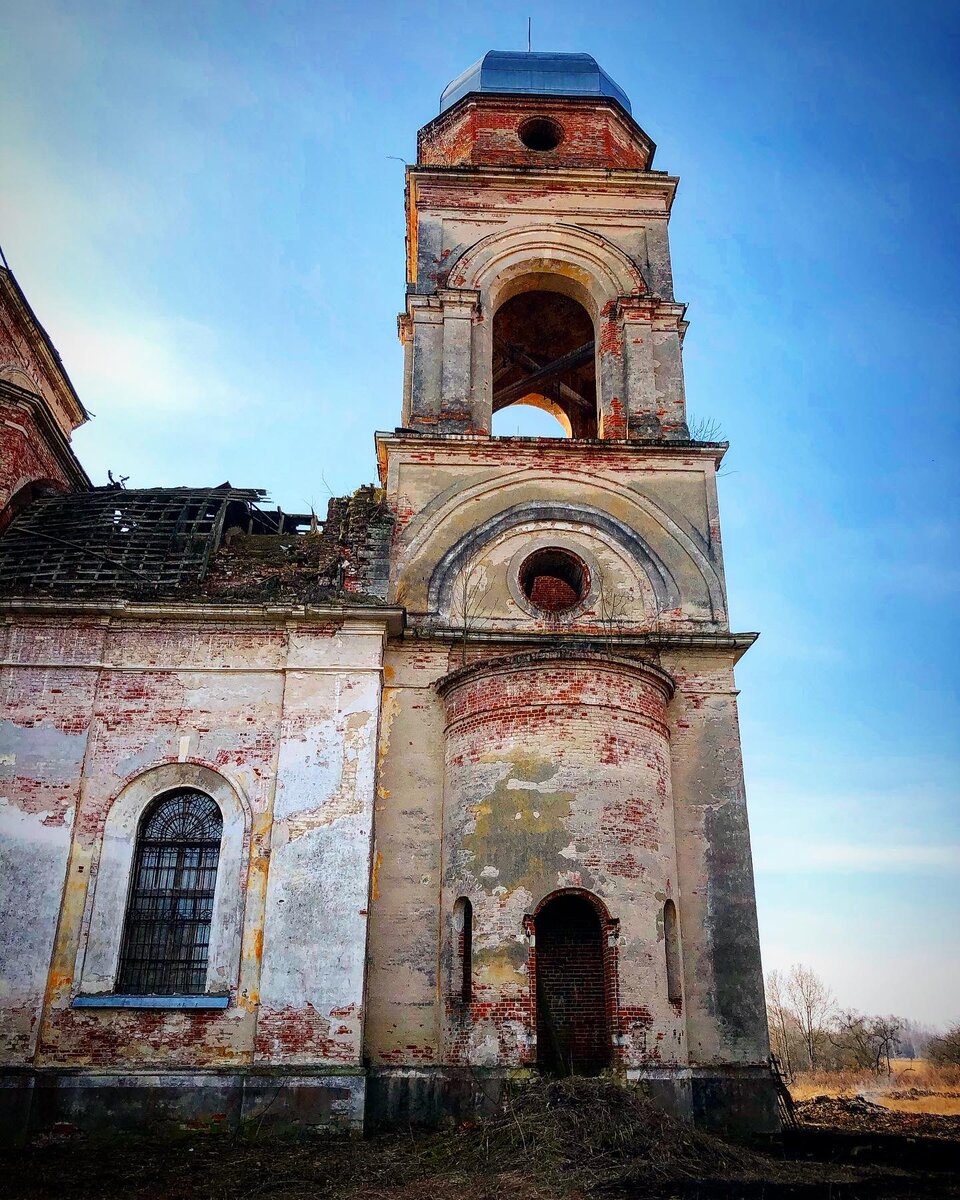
[116,789,223,995]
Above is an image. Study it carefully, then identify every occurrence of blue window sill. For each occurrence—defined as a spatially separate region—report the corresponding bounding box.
[72,994,229,1010]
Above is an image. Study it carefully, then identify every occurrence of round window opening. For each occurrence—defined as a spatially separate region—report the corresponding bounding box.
[519,548,589,614]
[518,117,564,152]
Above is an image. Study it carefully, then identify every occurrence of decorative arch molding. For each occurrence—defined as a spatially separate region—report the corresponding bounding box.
[75,762,251,998]
[428,500,682,615]
[447,223,647,315]
[0,363,42,395]
[529,885,615,926]
[399,472,723,621]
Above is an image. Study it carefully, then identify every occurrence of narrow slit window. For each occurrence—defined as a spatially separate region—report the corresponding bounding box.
[664,899,682,1004]
[117,790,223,995]
[455,896,473,1005]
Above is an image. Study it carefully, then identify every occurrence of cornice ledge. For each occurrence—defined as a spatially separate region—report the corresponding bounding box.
[409,164,679,190]
[435,646,676,702]
[376,428,728,461]
[0,272,88,428]
[0,596,405,635]
[410,625,758,660]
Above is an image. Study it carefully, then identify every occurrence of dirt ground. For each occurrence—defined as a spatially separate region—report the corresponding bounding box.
[3,1078,958,1200]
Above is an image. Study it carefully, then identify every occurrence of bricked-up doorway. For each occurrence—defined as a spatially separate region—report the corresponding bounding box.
[535,894,611,1074]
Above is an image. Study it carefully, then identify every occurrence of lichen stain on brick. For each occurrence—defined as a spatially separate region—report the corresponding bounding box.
[461,753,575,895]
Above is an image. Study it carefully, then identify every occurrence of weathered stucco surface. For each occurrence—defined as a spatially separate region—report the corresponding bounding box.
[0,613,387,1074]
[380,436,726,631]
[438,653,683,1068]
[256,625,384,1063]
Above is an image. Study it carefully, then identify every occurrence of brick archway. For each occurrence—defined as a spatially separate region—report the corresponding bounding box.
[532,891,614,1075]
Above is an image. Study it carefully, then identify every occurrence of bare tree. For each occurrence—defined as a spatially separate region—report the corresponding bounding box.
[451,560,494,665]
[595,568,633,641]
[873,1015,905,1075]
[593,565,673,643]
[786,963,835,1070]
[766,968,797,1079]
[830,1011,903,1075]
[687,413,724,442]
[926,1024,960,1066]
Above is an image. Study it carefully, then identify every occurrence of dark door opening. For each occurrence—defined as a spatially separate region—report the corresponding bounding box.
[535,893,610,1074]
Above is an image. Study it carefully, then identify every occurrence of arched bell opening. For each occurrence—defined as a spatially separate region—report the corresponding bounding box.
[534,892,611,1075]
[492,288,597,439]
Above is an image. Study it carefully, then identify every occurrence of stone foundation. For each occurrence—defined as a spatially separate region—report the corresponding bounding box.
[0,1068,367,1145]
[1,1064,780,1144]
[366,1065,780,1135]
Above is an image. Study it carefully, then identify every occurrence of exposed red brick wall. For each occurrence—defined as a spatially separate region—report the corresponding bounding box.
[528,574,579,611]
[443,658,671,736]
[418,97,653,171]
[0,395,72,524]
[439,653,679,1069]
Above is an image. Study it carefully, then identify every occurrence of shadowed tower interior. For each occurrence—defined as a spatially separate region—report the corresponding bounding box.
[492,289,597,438]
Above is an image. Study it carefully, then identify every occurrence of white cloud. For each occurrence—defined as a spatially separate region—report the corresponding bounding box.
[52,311,241,419]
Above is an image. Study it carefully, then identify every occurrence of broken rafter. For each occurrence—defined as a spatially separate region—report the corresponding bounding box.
[493,339,593,411]
[492,340,595,411]
[0,487,262,597]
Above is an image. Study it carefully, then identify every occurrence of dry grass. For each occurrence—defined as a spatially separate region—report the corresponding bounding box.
[789,1059,960,1117]
[881,1095,960,1116]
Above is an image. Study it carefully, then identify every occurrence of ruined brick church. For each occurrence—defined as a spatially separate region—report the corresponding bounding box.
[0,52,778,1137]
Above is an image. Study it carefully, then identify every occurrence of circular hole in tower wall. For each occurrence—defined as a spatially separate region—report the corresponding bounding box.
[519,547,588,613]
[518,117,564,151]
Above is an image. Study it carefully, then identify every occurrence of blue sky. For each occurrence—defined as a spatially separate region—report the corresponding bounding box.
[1,1,957,1025]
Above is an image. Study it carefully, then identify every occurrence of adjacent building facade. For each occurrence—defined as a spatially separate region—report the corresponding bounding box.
[0,51,778,1138]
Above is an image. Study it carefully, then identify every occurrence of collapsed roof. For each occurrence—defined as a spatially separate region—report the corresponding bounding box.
[0,484,393,603]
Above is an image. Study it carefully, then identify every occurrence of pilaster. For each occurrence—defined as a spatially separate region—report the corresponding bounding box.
[403,290,481,433]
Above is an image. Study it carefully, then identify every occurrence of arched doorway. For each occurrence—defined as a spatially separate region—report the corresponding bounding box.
[534,893,610,1074]
[492,290,597,438]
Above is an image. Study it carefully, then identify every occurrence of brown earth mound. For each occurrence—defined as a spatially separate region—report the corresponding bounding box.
[797,1094,960,1141]
[354,1076,781,1194]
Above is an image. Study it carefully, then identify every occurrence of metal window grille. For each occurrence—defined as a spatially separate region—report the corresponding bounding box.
[116,790,223,996]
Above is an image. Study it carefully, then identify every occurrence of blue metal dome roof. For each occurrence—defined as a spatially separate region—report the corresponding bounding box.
[440,51,631,114]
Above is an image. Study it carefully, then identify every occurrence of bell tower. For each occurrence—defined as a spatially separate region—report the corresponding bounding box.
[368,51,778,1135]
[398,51,689,440]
